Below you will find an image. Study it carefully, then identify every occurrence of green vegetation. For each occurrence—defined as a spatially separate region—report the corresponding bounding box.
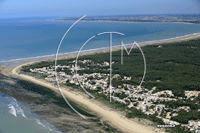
[114,92,127,99]
[103,121,122,133]
[21,61,54,72]
[126,107,165,125]
[22,39,200,97]
[21,39,200,133]
[160,98,199,110]
[77,39,200,97]
[21,59,74,72]
[166,125,191,133]
[171,109,200,124]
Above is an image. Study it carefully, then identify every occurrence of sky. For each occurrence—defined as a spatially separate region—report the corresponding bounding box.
[0,0,200,18]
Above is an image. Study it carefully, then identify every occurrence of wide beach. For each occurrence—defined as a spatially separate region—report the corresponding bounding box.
[1,32,200,133]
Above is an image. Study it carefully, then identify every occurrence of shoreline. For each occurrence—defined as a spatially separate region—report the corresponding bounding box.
[11,61,160,133]
[0,92,59,133]
[1,31,200,64]
[0,72,106,133]
[1,33,200,133]
[53,19,200,25]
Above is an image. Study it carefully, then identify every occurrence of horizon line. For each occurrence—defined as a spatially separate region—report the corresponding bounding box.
[1,13,200,19]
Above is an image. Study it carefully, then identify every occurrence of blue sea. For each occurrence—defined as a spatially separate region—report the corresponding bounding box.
[0,17,200,132]
[1,18,200,62]
[0,92,60,133]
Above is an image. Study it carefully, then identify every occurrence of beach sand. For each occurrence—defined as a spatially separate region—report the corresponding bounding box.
[1,33,200,133]
[11,63,161,133]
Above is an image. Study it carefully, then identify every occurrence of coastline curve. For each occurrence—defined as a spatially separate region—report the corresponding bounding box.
[55,15,87,119]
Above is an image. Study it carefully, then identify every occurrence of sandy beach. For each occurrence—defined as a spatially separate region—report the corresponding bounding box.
[11,64,159,133]
[1,33,200,133]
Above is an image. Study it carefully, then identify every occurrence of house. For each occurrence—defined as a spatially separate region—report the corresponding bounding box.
[128,103,134,108]
[69,80,75,84]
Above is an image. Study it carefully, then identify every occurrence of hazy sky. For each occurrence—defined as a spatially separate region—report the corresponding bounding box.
[0,0,200,18]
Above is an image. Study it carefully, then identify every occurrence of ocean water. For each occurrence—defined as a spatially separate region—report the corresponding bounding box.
[0,18,200,62]
[0,18,200,132]
[0,92,60,133]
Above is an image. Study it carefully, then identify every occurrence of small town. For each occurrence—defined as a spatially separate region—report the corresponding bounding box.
[30,59,200,132]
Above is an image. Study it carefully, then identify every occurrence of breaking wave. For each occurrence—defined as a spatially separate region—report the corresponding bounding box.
[7,97,26,118]
[5,96,59,132]
[8,104,17,117]
[36,118,54,132]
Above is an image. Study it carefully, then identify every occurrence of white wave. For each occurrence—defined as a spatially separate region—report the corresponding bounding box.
[36,119,46,128]
[35,119,53,132]
[6,97,26,118]
[8,104,17,117]
[4,96,60,132]
[12,98,26,118]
